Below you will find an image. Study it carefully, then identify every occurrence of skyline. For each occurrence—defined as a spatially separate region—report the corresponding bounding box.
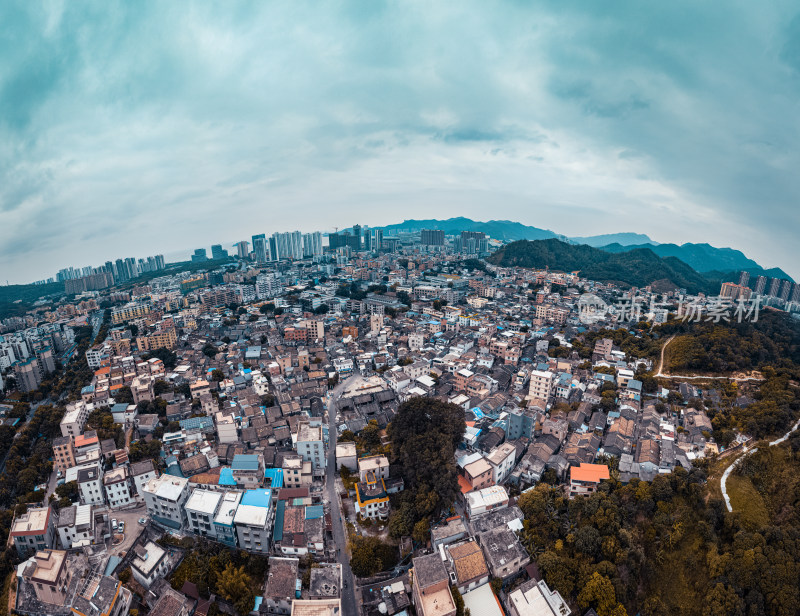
[2,2,800,284]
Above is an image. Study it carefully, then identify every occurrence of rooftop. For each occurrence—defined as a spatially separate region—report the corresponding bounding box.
[185,488,223,515]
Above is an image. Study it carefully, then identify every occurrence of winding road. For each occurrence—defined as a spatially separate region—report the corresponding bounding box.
[720,416,800,512]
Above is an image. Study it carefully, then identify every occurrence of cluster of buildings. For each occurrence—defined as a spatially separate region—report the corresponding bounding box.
[5,224,762,616]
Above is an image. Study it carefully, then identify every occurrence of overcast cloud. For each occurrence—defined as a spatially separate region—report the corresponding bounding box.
[1,0,799,283]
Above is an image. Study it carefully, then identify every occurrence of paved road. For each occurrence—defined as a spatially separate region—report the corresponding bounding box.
[721,416,800,512]
[325,376,358,614]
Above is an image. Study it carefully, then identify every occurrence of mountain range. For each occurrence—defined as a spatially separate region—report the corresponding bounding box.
[487,238,720,294]
[377,218,793,282]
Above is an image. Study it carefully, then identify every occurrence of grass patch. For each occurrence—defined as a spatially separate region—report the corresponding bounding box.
[727,474,768,530]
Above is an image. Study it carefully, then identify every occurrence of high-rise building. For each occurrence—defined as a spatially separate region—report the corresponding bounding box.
[211,245,228,260]
[302,232,323,257]
[779,278,792,301]
[420,229,445,246]
[191,249,208,263]
[738,271,750,288]
[791,283,800,304]
[252,234,269,263]
[754,275,767,295]
[768,277,781,297]
[720,282,752,301]
[352,225,362,250]
[235,241,249,259]
[370,229,383,252]
[271,231,303,260]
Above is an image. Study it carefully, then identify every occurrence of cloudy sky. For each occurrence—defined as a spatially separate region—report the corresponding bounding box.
[2,1,799,283]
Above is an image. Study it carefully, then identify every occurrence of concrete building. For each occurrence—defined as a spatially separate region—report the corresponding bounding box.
[10,506,58,555]
[130,459,158,496]
[507,578,571,616]
[131,541,171,589]
[411,553,456,616]
[477,526,530,580]
[296,422,326,471]
[78,465,105,506]
[52,436,75,473]
[234,489,274,554]
[56,504,94,549]
[214,491,242,547]
[185,488,224,541]
[335,441,357,472]
[486,443,517,484]
[20,550,72,606]
[142,475,190,530]
[569,463,610,498]
[528,370,555,402]
[60,401,91,438]
[103,466,134,508]
[231,453,265,489]
[265,557,300,615]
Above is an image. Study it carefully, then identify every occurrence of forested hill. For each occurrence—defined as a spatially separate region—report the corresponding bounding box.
[488,238,716,293]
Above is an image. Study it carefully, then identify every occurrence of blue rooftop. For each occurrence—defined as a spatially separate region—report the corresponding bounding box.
[264,468,284,488]
[305,505,324,520]
[218,467,236,486]
[241,488,272,508]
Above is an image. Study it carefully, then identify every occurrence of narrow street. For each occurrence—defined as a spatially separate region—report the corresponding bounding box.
[325,376,357,615]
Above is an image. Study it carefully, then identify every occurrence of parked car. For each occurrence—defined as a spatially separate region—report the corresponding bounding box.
[118,521,125,533]
[138,518,146,525]
[111,519,118,530]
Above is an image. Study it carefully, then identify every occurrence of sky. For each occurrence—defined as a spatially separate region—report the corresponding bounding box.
[1,1,799,284]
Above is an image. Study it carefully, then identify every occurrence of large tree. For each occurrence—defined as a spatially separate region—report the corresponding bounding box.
[387,398,465,535]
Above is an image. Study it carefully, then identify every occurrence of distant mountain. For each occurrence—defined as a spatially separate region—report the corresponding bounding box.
[378,217,559,241]
[376,218,793,284]
[599,242,793,282]
[570,232,657,247]
[488,238,716,294]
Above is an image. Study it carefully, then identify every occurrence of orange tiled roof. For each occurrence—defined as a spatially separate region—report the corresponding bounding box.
[457,475,473,494]
[570,463,610,483]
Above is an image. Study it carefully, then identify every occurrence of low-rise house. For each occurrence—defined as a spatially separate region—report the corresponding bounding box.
[265,557,300,615]
[446,540,490,594]
[477,525,530,580]
[132,541,172,589]
[465,485,509,518]
[142,475,190,530]
[56,504,94,548]
[20,550,72,607]
[569,463,610,498]
[104,466,134,508]
[11,506,58,555]
[130,459,158,496]
[507,578,571,616]
[411,553,456,616]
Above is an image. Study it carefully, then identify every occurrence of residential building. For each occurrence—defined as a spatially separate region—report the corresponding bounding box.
[411,553,456,616]
[569,463,610,498]
[10,506,58,555]
[265,557,300,615]
[20,550,72,606]
[214,491,243,547]
[142,475,190,530]
[56,504,94,549]
[130,459,158,496]
[185,488,224,541]
[231,453,265,489]
[477,525,530,580]
[234,489,274,554]
[103,466,134,508]
[131,541,171,589]
[52,436,75,473]
[296,422,325,471]
[507,578,571,616]
[78,465,105,506]
[486,442,517,484]
[446,540,490,594]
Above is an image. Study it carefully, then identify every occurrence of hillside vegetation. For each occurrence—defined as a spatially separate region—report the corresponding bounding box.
[488,239,715,293]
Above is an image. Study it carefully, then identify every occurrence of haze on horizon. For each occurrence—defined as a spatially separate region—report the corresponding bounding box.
[2,1,800,284]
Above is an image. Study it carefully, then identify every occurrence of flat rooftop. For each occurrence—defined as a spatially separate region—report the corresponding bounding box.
[185,488,223,515]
